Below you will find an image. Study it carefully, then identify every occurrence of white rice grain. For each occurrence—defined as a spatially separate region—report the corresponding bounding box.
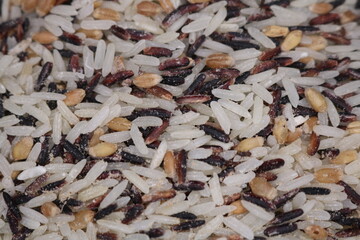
[241,200,275,221]
[210,101,231,134]
[203,7,227,36]
[223,216,254,240]
[150,140,167,169]
[247,26,276,49]
[122,170,149,194]
[130,124,149,155]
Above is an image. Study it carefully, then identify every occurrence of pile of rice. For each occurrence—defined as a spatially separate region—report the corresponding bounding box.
[2,0,360,239]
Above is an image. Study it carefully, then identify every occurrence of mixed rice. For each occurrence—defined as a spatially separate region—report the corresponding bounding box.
[2,0,360,239]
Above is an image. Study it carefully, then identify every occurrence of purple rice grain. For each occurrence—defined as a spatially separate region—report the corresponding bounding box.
[200,155,225,167]
[294,106,317,117]
[59,31,82,46]
[328,208,353,221]
[257,171,278,181]
[258,47,281,61]
[273,189,300,209]
[24,173,49,196]
[321,32,351,45]
[270,209,304,225]
[102,70,134,87]
[126,28,153,41]
[143,47,172,57]
[225,6,241,19]
[97,170,122,180]
[146,228,165,238]
[146,86,173,101]
[171,220,205,231]
[12,194,32,205]
[251,60,278,75]
[37,137,50,166]
[202,145,224,154]
[58,49,76,58]
[0,17,23,36]
[122,204,144,224]
[261,0,290,8]
[330,0,346,8]
[87,195,106,209]
[18,115,37,127]
[12,228,32,240]
[162,3,208,27]
[247,11,274,22]
[145,120,169,144]
[226,0,247,8]
[307,132,320,156]
[85,71,102,94]
[35,62,53,91]
[254,237,267,240]
[94,203,118,220]
[316,59,339,71]
[318,148,340,159]
[186,35,206,57]
[172,211,197,220]
[288,61,307,69]
[121,151,145,165]
[335,228,360,238]
[347,68,360,80]
[110,25,130,40]
[218,166,235,181]
[67,54,82,73]
[269,89,282,119]
[1,38,7,54]
[330,214,360,227]
[6,211,20,234]
[183,73,206,95]
[199,124,230,143]
[235,71,251,84]
[209,31,231,42]
[127,108,171,121]
[288,25,320,33]
[96,232,118,240]
[206,68,240,80]
[322,90,352,113]
[309,13,340,25]
[338,181,360,205]
[242,193,277,211]
[176,95,211,104]
[173,181,205,191]
[198,79,224,95]
[141,190,176,203]
[255,158,285,173]
[159,57,192,71]
[175,150,187,184]
[65,198,83,207]
[64,140,86,160]
[3,192,21,220]
[274,57,293,67]
[301,68,319,77]
[223,193,242,205]
[340,112,357,122]
[222,40,260,50]
[300,187,331,195]
[40,179,66,192]
[356,0,360,8]
[264,223,297,237]
[161,68,193,78]
[161,76,185,86]
[78,133,89,153]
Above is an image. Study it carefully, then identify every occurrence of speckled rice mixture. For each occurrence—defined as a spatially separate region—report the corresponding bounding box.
[2,0,360,239]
